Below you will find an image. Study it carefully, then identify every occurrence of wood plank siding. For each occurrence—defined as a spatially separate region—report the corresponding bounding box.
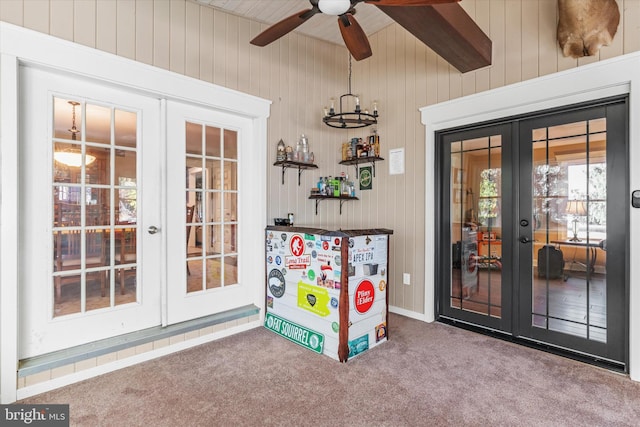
[2,0,639,315]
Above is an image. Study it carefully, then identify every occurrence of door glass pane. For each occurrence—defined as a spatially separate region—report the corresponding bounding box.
[54,98,82,140]
[186,122,202,155]
[208,192,222,222]
[224,161,237,191]
[206,125,221,157]
[206,258,222,289]
[207,159,222,190]
[87,146,111,185]
[115,109,137,148]
[207,224,222,255]
[531,120,607,343]
[225,193,237,223]
[185,122,240,293]
[52,97,138,317]
[223,255,238,286]
[449,135,502,318]
[223,129,237,160]
[86,104,110,144]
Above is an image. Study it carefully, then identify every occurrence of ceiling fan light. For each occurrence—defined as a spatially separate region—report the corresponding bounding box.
[318,0,351,16]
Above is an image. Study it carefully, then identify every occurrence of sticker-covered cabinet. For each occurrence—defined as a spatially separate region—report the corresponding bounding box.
[265,226,393,361]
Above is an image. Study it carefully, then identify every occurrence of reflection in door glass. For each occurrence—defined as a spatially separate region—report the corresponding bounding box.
[531,119,607,343]
[450,135,502,318]
[52,98,138,317]
[186,123,239,293]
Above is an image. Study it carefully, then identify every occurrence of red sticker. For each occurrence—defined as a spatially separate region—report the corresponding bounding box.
[334,238,341,246]
[290,235,305,257]
[354,279,375,314]
[322,241,329,250]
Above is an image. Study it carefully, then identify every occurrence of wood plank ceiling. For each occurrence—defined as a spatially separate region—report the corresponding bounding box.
[196,0,395,46]
[196,0,492,72]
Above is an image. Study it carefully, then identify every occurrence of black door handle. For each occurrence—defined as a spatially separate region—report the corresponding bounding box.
[519,236,531,243]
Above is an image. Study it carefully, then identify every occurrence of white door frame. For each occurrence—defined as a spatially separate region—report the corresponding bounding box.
[0,22,270,403]
[421,51,640,381]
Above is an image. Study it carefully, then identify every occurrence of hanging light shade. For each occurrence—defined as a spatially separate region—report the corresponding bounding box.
[53,100,96,167]
[323,54,378,129]
[54,151,96,168]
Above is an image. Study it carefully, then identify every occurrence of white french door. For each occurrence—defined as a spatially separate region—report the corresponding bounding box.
[165,100,253,325]
[19,66,162,358]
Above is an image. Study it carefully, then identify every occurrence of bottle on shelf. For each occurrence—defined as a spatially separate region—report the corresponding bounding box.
[342,175,351,196]
[276,139,286,161]
[333,177,340,197]
[299,134,309,153]
[351,138,358,160]
[373,130,380,157]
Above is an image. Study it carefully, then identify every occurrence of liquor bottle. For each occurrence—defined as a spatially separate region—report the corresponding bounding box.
[342,175,350,196]
[373,130,380,157]
[276,139,286,161]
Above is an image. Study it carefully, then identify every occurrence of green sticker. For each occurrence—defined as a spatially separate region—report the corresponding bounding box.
[297,282,331,317]
[308,269,316,281]
[332,322,339,333]
[264,312,324,354]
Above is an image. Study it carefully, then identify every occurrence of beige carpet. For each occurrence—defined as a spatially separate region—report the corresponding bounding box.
[20,314,640,426]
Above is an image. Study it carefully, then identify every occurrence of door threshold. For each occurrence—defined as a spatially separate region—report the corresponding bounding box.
[18,304,260,378]
[437,317,626,374]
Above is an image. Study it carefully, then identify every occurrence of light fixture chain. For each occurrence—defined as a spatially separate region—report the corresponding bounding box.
[348,53,352,94]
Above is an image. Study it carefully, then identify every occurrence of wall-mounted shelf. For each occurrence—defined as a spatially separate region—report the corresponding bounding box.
[339,156,384,178]
[309,195,359,215]
[274,160,318,186]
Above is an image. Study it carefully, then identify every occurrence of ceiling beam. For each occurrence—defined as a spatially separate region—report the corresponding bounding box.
[376,3,492,73]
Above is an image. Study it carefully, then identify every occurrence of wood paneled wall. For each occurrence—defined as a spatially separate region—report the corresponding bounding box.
[2,0,639,315]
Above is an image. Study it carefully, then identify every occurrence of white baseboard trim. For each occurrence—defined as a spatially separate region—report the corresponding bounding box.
[389,306,430,322]
[16,320,261,401]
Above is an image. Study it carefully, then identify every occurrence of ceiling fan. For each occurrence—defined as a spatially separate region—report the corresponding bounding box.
[250,0,491,72]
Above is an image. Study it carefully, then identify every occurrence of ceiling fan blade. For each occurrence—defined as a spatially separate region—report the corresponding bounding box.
[376,3,491,72]
[250,8,319,47]
[364,0,459,6]
[338,13,372,61]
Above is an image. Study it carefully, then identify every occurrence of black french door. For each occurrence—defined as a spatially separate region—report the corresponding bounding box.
[437,97,628,369]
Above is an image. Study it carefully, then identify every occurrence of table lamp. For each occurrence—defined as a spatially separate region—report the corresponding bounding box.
[566,199,586,241]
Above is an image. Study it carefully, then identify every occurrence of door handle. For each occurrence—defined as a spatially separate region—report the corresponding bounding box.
[147,225,160,235]
[519,236,531,244]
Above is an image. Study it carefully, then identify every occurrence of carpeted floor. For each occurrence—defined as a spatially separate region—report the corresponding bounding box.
[20,313,640,426]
